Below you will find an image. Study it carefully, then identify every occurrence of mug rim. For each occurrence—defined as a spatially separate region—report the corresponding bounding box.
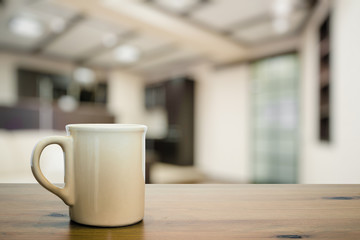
[66,124,147,132]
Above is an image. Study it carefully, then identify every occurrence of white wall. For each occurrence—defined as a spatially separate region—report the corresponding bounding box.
[300,0,360,183]
[0,55,16,106]
[193,64,250,182]
[108,70,146,124]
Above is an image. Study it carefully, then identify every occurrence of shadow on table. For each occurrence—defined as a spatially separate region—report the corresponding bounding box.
[67,220,145,239]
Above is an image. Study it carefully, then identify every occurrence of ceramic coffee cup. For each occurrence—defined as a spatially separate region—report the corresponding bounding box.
[31,124,147,227]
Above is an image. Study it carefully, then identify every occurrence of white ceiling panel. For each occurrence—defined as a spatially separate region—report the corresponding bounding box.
[88,50,115,67]
[233,9,308,43]
[44,20,110,59]
[84,18,130,36]
[232,21,274,43]
[29,0,77,20]
[191,0,272,31]
[129,33,171,52]
[0,0,74,51]
[0,0,313,71]
[89,33,172,66]
[132,48,199,71]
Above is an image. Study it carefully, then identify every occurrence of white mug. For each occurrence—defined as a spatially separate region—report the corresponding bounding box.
[31,124,147,227]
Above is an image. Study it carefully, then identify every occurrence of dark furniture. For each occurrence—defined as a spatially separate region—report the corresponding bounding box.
[0,104,40,130]
[319,15,331,141]
[17,68,108,104]
[1,184,360,239]
[145,77,194,166]
[0,102,114,130]
[0,67,113,130]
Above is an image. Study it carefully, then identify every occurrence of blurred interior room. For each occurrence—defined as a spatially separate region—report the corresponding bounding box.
[0,0,359,184]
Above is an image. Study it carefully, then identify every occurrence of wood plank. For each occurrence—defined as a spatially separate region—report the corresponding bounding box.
[0,184,360,239]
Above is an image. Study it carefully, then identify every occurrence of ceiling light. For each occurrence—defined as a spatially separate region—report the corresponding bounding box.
[102,33,118,48]
[73,67,95,86]
[156,0,198,12]
[8,16,44,38]
[114,45,140,63]
[271,0,295,17]
[272,18,289,34]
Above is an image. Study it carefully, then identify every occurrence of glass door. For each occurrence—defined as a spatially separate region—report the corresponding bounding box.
[252,54,299,183]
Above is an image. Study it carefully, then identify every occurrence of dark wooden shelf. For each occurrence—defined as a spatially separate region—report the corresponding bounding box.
[319,15,331,142]
[320,104,330,119]
[320,37,330,57]
[145,77,194,166]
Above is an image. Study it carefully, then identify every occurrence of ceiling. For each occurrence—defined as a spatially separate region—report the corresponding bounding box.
[0,0,315,74]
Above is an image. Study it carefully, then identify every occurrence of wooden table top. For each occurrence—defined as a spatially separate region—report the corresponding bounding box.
[1,184,360,239]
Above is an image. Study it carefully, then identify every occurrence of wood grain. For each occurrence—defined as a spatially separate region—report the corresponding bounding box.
[0,184,360,239]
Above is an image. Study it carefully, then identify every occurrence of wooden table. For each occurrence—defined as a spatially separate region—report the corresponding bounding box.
[1,184,360,239]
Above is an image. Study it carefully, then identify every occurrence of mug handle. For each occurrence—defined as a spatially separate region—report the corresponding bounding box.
[31,136,75,206]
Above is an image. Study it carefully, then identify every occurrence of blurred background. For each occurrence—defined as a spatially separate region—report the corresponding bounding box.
[0,0,359,184]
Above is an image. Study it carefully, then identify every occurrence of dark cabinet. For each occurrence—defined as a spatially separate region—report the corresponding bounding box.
[146,77,194,166]
[145,83,166,109]
[319,15,331,141]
